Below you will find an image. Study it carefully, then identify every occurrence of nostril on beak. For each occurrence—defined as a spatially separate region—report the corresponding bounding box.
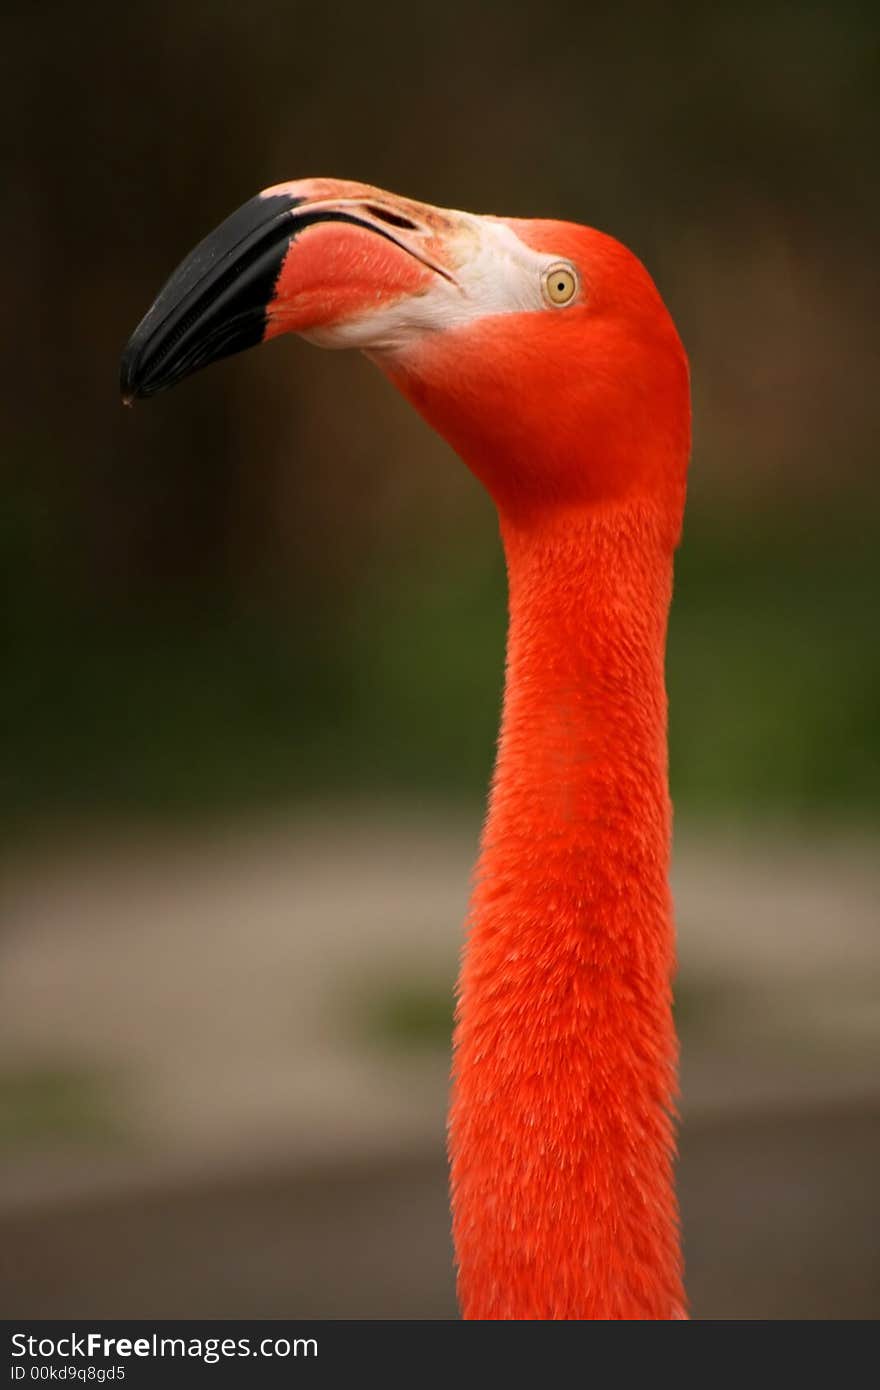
[364,205,419,231]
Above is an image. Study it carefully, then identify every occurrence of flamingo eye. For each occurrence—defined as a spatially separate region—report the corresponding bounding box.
[543,264,578,306]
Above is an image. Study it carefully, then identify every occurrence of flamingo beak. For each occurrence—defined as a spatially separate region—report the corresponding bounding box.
[120,179,457,402]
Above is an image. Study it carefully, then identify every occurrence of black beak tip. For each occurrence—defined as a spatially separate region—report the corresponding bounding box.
[119,345,139,405]
[119,323,165,402]
[117,190,304,406]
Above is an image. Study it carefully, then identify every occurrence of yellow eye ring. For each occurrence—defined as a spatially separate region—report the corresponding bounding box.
[543,263,578,306]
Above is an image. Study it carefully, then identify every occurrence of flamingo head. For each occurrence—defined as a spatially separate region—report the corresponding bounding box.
[121,178,689,526]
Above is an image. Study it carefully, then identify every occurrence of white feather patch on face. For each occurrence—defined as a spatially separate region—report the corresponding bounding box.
[301,217,570,353]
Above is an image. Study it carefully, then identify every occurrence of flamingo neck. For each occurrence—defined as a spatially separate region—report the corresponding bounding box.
[450,498,684,1320]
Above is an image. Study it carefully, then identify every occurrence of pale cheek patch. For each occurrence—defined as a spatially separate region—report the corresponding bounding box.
[451,219,551,319]
[305,219,559,352]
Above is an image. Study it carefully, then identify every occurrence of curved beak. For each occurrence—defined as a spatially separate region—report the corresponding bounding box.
[120,178,460,402]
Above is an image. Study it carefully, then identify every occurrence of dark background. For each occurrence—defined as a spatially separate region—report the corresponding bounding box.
[1,0,878,1319]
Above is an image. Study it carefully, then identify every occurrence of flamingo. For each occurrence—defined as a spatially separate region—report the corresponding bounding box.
[121,178,690,1321]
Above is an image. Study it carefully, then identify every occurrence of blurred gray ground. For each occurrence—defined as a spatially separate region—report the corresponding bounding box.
[1,811,878,1319]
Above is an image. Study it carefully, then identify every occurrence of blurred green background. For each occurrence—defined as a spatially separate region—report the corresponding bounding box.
[1,0,878,1320]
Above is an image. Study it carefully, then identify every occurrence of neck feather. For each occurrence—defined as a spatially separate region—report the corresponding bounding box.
[450,497,684,1320]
